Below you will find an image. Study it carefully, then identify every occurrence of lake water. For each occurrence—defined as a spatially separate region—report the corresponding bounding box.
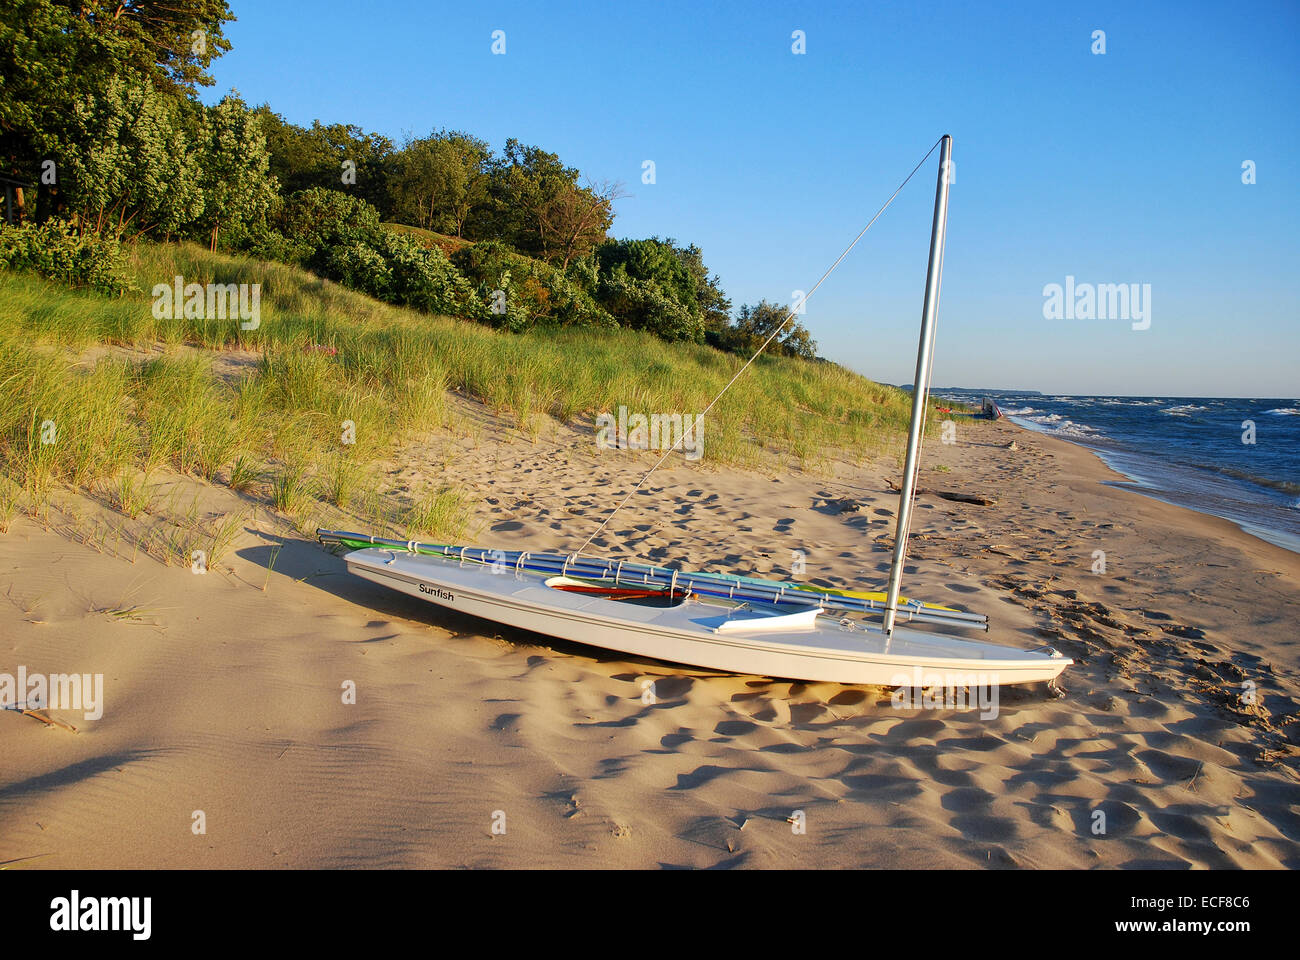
[934,391,1300,554]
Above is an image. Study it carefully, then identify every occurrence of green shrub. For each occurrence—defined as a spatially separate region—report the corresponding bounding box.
[232,221,312,265]
[452,240,613,331]
[278,189,471,316]
[597,266,700,341]
[565,252,601,298]
[593,238,705,341]
[279,188,383,257]
[0,220,132,296]
[322,240,393,299]
[373,230,474,316]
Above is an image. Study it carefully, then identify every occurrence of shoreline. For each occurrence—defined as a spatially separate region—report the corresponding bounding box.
[1,411,1297,869]
[987,400,1294,554]
[1007,416,1300,557]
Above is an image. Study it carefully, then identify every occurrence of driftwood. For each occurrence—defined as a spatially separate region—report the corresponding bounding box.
[18,709,78,733]
[886,480,996,506]
[822,497,863,514]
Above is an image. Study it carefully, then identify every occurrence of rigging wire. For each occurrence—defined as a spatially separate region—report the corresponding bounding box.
[572,136,947,559]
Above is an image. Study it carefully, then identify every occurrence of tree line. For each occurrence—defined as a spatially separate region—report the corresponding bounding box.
[0,0,817,358]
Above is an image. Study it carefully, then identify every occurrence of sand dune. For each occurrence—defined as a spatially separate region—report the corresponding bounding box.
[2,408,1298,869]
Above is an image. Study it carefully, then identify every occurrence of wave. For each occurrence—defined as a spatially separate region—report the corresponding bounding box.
[1264,407,1300,416]
[1211,467,1300,495]
[1162,404,1208,416]
[1012,412,1102,439]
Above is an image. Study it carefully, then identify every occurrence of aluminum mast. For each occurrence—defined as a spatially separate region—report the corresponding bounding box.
[882,134,952,638]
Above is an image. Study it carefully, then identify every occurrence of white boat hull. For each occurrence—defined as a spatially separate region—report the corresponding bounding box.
[342,547,1071,687]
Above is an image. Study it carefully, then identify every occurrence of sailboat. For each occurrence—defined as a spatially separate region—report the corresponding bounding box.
[318,136,1072,688]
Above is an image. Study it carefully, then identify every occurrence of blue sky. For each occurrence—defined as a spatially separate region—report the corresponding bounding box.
[208,0,1298,397]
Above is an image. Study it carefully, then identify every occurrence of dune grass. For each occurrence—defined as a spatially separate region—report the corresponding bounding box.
[0,241,939,538]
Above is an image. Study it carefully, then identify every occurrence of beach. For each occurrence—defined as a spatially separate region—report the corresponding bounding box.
[2,407,1297,870]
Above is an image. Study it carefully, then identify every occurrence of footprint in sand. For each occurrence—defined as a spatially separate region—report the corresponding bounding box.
[828,689,868,706]
[492,712,521,732]
[751,699,793,725]
[950,812,1021,845]
[713,720,758,738]
[841,773,925,803]
[658,732,694,749]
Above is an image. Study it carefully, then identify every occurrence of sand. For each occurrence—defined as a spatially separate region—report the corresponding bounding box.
[2,403,1298,869]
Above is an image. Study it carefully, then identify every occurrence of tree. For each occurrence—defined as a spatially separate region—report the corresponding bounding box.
[55,73,205,238]
[195,93,278,250]
[50,0,235,94]
[480,139,615,265]
[540,177,622,270]
[256,110,393,212]
[779,322,818,361]
[671,241,731,332]
[388,130,490,236]
[0,0,234,203]
[452,239,613,331]
[728,300,819,360]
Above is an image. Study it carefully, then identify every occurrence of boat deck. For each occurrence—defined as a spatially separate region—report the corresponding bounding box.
[341,547,1071,686]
